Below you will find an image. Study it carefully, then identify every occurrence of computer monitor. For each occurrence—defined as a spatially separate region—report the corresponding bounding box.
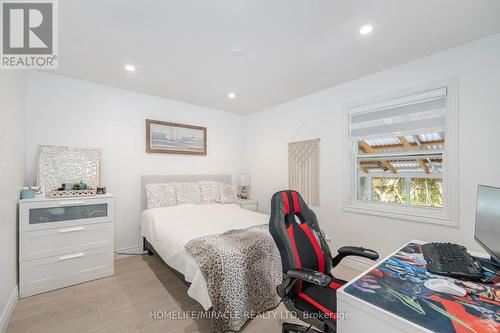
[475,185,500,263]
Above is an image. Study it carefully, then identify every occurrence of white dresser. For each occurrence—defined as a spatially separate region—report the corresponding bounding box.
[19,194,115,298]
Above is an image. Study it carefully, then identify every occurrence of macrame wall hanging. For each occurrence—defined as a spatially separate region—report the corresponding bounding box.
[288,123,320,206]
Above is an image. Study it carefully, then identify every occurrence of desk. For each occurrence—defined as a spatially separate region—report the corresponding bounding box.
[337,240,500,333]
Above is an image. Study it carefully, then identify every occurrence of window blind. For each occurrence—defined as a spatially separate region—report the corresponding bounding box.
[349,88,447,140]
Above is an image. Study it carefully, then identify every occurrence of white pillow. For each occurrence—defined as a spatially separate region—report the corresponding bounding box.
[175,182,202,205]
[199,181,221,204]
[145,183,176,209]
[219,183,239,203]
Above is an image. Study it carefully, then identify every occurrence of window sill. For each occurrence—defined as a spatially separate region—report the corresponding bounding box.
[343,202,458,227]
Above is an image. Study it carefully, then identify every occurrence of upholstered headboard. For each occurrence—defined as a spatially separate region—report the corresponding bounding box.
[141,174,232,211]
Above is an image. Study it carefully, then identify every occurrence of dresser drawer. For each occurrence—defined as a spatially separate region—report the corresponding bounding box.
[19,247,114,298]
[20,222,114,261]
[20,197,114,232]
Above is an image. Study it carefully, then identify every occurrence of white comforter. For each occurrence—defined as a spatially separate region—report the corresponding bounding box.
[140,203,269,310]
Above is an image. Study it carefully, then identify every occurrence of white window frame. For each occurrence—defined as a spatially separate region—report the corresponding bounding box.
[342,78,459,227]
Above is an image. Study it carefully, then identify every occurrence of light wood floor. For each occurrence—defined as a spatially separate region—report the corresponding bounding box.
[7,255,360,333]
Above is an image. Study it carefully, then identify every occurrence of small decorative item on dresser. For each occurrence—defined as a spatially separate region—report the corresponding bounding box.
[48,188,97,198]
[97,187,106,194]
[20,189,36,199]
[20,186,44,199]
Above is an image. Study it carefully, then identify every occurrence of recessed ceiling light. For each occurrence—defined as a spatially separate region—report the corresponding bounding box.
[125,64,135,72]
[231,49,245,58]
[359,25,373,35]
[228,92,236,99]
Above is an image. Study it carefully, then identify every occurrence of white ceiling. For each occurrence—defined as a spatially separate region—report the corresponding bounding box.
[55,0,500,114]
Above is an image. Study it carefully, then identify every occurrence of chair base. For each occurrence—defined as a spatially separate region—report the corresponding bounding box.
[282,322,323,333]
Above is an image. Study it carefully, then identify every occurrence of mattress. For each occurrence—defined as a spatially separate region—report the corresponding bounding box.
[140,203,269,310]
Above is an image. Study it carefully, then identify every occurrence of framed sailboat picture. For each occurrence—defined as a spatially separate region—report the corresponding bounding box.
[146,119,207,155]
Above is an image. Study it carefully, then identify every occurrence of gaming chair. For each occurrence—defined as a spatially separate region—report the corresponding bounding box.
[269,190,379,333]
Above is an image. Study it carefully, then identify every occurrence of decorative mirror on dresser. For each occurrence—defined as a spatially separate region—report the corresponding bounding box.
[37,144,101,191]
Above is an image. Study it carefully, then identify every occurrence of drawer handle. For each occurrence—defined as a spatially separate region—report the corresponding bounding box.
[59,226,85,233]
[59,201,84,205]
[59,252,84,261]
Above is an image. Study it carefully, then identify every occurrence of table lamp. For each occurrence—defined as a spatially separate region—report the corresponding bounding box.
[239,174,250,199]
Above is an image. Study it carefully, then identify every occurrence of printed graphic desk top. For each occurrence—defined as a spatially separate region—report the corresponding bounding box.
[343,242,500,333]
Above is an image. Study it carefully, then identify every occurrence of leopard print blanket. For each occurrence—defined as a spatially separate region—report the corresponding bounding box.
[185,224,282,332]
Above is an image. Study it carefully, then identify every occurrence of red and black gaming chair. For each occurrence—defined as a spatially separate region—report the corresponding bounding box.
[269,190,379,333]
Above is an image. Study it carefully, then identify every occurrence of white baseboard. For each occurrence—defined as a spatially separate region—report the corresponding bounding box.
[0,286,18,333]
[114,245,145,260]
[341,256,374,272]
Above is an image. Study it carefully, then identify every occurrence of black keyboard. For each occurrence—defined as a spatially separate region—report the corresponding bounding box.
[422,243,483,280]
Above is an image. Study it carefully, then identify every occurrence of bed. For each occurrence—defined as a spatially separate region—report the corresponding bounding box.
[139,175,281,332]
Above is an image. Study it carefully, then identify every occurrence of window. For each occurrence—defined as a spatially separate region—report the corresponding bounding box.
[356,131,444,208]
[343,80,459,226]
[371,177,407,204]
[410,178,442,207]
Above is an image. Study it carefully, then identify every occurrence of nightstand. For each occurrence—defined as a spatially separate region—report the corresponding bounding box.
[236,198,258,212]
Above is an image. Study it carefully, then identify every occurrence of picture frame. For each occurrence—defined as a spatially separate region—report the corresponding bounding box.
[146,119,207,155]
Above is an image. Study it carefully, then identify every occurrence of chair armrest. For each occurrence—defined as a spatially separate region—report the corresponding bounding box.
[277,268,331,298]
[286,268,332,287]
[331,246,379,268]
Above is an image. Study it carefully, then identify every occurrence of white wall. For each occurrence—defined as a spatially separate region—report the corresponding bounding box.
[244,33,500,261]
[0,71,27,331]
[25,72,245,252]
[23,33,500,263]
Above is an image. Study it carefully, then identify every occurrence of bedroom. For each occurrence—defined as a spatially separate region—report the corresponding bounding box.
[1,1,500,332]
